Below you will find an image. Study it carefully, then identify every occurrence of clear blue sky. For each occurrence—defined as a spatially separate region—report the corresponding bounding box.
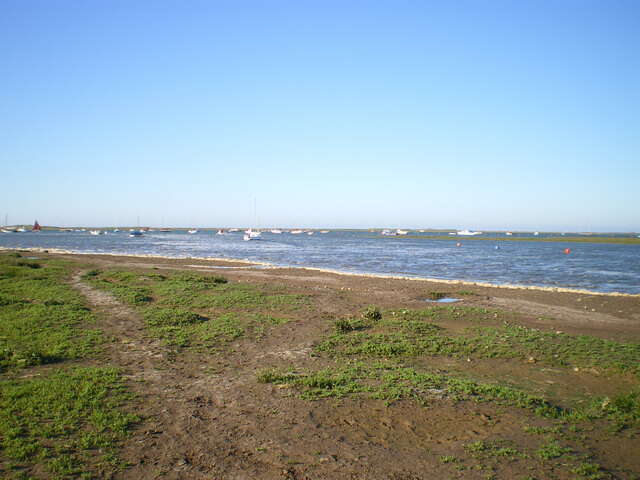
[1,0,638,231]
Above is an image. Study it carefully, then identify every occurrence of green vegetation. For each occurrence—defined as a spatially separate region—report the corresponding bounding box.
[0,367,137,479]
[0,255,102,372]
[317,307,640,378]
[0,253,136,479]
[86,268,302,350]
[257,361,563,416]
[535,438,572,460]
[258,303,639,480]
[464,440,522,460]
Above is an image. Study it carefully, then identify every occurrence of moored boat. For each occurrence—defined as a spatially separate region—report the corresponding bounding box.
[243,228,262,241]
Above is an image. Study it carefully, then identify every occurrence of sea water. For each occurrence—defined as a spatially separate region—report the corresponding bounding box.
[1,230,639,294]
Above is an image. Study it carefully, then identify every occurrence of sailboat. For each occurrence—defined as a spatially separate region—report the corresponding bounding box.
[244,228,261,241]
[244,198,262,241]
[32,220,41,232]
[1,214,16,233]
[129,216,144,237]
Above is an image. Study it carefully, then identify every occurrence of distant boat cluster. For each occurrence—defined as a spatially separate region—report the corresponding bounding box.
[3,222,639,240]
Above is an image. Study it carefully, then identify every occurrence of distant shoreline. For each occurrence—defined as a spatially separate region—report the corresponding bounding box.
[368,235,640,245]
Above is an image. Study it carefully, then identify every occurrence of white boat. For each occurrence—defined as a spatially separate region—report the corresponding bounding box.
[229,228,240,232]
[320,230,330,234]
[270,229,283,234]
[534,231,539,236]
[381,229,397,236]
[243,228,261,241]
[505,232,513,236]
[216,229,225,235]
[456,229,482,236]
[188,229,198,234]
[113,228,120,232]
[16,227,27,232]
[396,229,409,235]
[89,230,103,235]
[290,230,303,234]
[307,231,314,235]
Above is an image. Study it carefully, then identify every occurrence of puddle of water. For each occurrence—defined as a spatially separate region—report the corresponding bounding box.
[424,297,461,303]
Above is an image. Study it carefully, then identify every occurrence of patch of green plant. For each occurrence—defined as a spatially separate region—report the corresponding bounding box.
[251,314,291,339]
[466,324,640,377]
[86,268,303,351]
[562,390,640,431]
[464,440,522,459]
[147,312,244,349]
[362,305,382,321]
[427,291,447,300]
[0,255,103,372]
[318,306,640,379]
[571,462,607,479]
[143,307,207,327]
[0,367,138,479]
[439,455,458,463]
[523,425,561,435]
[257,362,562,416]
[536,438,572,460]
[333,317,371,333]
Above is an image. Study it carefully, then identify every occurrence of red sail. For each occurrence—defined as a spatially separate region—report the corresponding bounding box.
[32,220,41,231]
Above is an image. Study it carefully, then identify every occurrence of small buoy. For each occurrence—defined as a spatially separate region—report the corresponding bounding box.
[564,248,571,254]
[495,245,500,250]
[456,242,461,247]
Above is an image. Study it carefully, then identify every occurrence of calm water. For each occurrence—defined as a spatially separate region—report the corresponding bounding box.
[1,230,639,294]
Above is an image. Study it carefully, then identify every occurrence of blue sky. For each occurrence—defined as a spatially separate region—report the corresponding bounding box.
[1,0,638,231]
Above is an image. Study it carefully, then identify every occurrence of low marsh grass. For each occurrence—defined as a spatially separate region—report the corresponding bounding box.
[86,268,300,351]
[257,361,562,415]
[0,253,136,478]
[0,255,103,372]
[318,306,640,379]
[0,367,138,477]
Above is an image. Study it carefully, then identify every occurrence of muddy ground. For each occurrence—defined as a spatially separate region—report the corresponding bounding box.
[40,253,640,478]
